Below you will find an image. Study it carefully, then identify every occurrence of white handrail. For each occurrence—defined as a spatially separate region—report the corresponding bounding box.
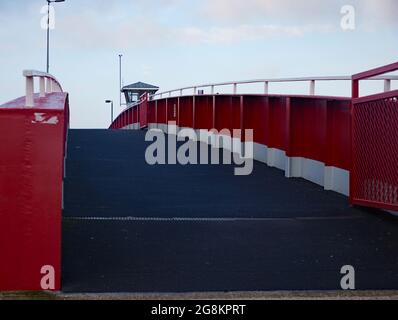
[23,70,63,107]
[150,75,398,100]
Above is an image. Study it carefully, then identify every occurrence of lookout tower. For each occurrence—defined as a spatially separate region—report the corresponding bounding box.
[121,82,159,105]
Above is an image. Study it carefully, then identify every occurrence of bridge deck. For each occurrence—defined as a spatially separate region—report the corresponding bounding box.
[62,129,398,293]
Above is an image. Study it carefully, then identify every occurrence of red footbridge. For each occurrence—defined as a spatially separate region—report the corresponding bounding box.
[0,63,397,293]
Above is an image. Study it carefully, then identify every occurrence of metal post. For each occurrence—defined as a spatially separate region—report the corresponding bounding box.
[26,76,34,107]
[310,80,315,95]
[39,77,46,97]
[119,54,123,107]
[46,78,52,93]
[45,0,65,73]
[46,1,50,73]
[384,79,391,92]
[264,81,269,94]
[352,80,359,99]
[111,101,114,123]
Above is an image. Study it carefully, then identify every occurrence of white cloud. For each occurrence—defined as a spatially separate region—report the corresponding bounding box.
[177,24,332,45]
[56,13,331,50]
[201,0,398,27]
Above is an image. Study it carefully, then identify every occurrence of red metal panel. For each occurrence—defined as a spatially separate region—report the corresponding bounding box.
[140,95,148,128]
[268,97,289,151]
[231,96,241,133]
[351,62,398,210]
[214,96,232,132]
[351,90,398,210]
[128,108,132,126]
[0,93,68,291]
[326,100,351,170]
[167,98,178,125]
[194,96,213,130]
[289,98,327,163]
[157,99,167,124]
[178,97,192,128]
[148,101,156,124]
[242,96,268,145]
[133,107,137,124]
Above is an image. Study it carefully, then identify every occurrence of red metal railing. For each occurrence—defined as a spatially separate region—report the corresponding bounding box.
[351,62,398,211]
[110,68,398,205]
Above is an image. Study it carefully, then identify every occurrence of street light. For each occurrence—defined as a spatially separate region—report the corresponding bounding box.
[46,0,65,74]
[119,54,123,107]
[105,100,114,124]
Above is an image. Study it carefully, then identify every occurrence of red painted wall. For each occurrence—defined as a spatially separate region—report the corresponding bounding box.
[0,93,68,291]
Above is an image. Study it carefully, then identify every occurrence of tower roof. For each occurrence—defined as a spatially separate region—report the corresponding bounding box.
[121,82,159,91]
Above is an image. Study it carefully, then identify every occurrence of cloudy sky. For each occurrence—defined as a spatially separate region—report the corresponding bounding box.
[0,0,397,128]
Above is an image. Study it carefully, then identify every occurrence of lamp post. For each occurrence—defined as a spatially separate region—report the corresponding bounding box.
[105,100,114,124]
[46,0,65,74]
[119,54,123,107]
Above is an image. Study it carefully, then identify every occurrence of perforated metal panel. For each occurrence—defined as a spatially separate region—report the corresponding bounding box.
[351,92,398,211]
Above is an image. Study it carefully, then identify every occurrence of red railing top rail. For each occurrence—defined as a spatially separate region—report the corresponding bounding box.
[352,61,398,99]
[352,61,398,81]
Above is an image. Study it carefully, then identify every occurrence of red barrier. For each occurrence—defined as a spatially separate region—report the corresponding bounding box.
[0,92,69,291]
[111,94,352,172]
[351,62,398,211]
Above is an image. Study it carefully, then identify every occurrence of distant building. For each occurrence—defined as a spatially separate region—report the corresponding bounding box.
[121,82,159,105]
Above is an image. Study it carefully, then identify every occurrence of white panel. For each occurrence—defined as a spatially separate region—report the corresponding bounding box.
[325,166,350,196]
[301,158,325,186]
[267,148,286,171]
[253,143,268,163]
[158,124,168,133]
[286,157,303,178]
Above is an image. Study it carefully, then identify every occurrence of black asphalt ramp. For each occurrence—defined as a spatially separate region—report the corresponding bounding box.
[62,129,398,292]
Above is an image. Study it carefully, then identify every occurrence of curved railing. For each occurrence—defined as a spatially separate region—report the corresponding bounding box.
[110,66,398,198]
[23,70,63,107]
[151,75,398,99]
